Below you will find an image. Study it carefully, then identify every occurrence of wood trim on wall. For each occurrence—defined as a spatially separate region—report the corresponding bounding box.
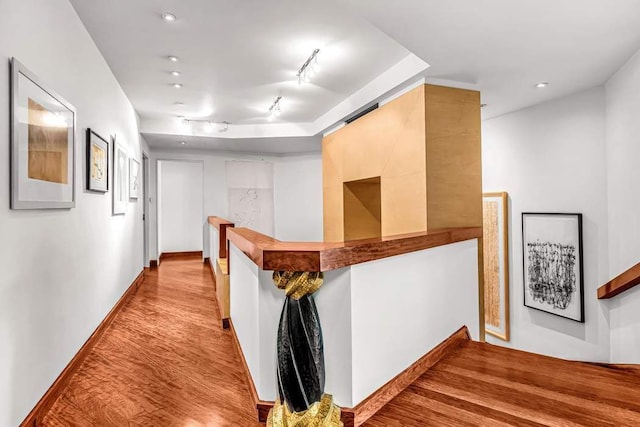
[228,323,470,427]
[158,251,203,263]
[20,271,145,427]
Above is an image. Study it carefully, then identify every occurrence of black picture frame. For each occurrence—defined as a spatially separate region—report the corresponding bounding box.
[86,129,109,193]
[521,212,584,323]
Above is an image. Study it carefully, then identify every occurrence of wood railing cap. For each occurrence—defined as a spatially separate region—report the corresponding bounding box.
[226,227,482,272]
[208,216,234,230]
[597,262,640,299]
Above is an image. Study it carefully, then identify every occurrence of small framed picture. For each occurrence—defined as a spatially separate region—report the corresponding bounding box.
[522,213,584,322]
[10,58,76,209]
[129,158,140,199]
[113,137,128,215]
[86,129,109,193]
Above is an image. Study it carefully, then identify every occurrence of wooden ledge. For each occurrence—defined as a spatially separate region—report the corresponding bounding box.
[227,227,482,272]
[598,262,640,299]
[208,216,234,230]
[208,216,235,259]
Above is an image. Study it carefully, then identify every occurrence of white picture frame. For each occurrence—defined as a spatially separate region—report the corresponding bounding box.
[129,158,140,199]
[113,137,128,215]
[10,58,76,209]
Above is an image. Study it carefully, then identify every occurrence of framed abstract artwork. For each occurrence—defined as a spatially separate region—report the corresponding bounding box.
[113,137,128,215]
[86,129,109,193]
[129,158,140,199]
[483,192,510,341]
[522,213,584,322]
[10,58,76,209]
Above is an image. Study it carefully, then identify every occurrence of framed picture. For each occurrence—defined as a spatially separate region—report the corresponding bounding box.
[483,192,510,341]
[86,129,109,193]
[113,137,128,215]
[129,158,140,199]
[10,58,76,209]
[522,213,584,322]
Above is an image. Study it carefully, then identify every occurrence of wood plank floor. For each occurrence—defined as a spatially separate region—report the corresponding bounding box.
[41,257,640,426]
[42,257,261,426]
[365,340,640,427]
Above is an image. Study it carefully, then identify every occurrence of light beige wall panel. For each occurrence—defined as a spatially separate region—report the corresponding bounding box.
[381,172,428,236]
[425,85,482,230]
[323,185,344,242]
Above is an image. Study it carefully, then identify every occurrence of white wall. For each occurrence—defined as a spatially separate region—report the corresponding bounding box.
[158,160,204,254]
[605,48,640,363]
[0,0,146,425]
[350,239,479,405]
[274,155,324,241]
[149,150,322,260]
[482,87,611,362]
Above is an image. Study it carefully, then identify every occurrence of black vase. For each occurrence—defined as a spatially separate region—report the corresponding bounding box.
[276,294,325,413]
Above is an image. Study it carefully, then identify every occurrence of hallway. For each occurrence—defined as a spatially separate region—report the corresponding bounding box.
[42,257,260,426]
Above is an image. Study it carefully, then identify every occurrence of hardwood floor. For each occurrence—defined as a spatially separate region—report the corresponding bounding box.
[364,340,640,427]
[40,257,640,426]
[42,256,261,426]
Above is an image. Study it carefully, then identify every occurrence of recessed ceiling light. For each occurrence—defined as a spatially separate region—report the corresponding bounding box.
[162,13,176,22]
[535,82,549,88]
[168,56,179,62]
[179,141,186,145]
[171,71,181,77]
[173,83,183,89]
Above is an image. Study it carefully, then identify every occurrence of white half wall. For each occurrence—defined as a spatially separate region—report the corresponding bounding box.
[482,87,611,362]
[228,238,479,408]
[0,0,146,425]
[158,160,204,254]
[605,48,640,363]
[350,239,479,405]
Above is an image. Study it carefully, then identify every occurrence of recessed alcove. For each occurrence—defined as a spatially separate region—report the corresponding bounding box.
[343,177,382,241]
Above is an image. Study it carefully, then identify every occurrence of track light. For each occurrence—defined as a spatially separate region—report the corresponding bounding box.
[179,118,231,133]
[297,49,320,85]
[269,96,282,119]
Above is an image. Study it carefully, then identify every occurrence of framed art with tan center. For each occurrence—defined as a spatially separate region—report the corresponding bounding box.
[86,129,109,193]
[10,58,76,209]
[482,192,510,341]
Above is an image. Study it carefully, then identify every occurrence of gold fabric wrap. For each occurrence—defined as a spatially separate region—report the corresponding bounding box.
[273,271,323,300]
[267,394,343,427]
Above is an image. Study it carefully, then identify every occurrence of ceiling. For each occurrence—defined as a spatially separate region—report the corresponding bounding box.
[345,0,640,119]
[69,0,409,125]
[71,0,640,153]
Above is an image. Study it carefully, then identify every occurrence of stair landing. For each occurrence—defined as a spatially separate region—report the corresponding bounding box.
[365,340,640,426]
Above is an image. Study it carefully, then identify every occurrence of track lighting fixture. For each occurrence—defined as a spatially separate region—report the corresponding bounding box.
[178,117,231,133]
[269,96,282,119]
[297,49,320,85]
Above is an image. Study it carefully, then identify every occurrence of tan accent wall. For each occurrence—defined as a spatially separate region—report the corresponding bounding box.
[323,84,482,242]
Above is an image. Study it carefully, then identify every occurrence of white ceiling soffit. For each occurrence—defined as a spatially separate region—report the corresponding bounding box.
[343,0,640,119]
[144,134,322,155]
